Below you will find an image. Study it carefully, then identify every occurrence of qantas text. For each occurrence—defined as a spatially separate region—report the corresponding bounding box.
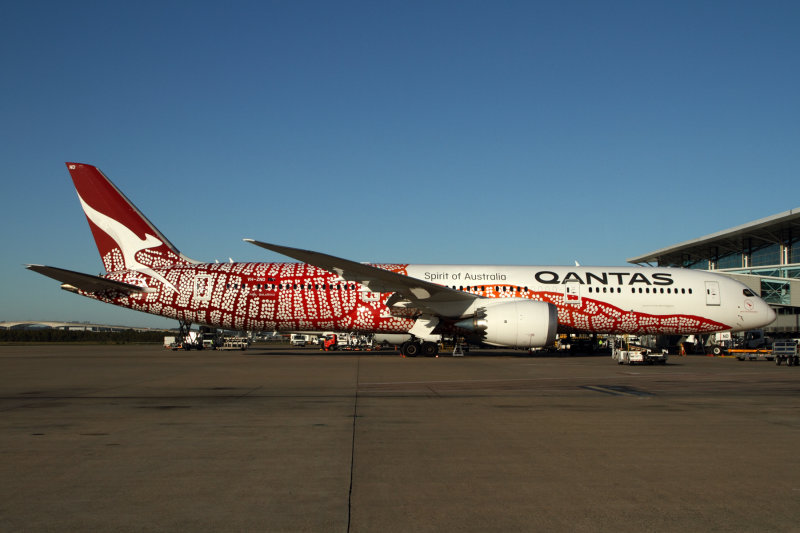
[534,271,673,285]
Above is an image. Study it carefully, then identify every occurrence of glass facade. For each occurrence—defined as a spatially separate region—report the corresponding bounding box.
[717,253,742,269]
[751,244,781,267]
[791,239,800,264]
[687,259,709,270]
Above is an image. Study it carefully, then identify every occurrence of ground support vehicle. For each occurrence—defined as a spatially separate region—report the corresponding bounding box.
[290,334,311,347]
[773,341,799,366]
[217,336,249,350]
[321,334,338,351]
[168,331,204,350]
[730,348,774,362]
[612,346,668,365]
[341,335,375,351]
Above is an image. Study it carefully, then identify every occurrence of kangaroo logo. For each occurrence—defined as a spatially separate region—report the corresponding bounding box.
[78,194,178,293]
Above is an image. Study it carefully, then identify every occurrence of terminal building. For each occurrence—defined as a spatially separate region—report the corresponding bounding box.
[628,207,800,336]
[0,321,163,332]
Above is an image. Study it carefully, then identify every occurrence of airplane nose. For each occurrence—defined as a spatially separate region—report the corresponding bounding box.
[764,303,777,325]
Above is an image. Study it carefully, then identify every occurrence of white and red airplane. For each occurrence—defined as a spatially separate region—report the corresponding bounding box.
[27,163,776,356]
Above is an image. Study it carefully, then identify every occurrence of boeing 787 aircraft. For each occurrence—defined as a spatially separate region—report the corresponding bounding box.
[27,163,776,356]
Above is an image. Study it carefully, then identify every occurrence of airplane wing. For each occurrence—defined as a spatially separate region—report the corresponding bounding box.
[244,239,479,317]
[26,265,155,294]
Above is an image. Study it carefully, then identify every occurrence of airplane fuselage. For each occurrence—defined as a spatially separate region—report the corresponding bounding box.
[85,262,770,335]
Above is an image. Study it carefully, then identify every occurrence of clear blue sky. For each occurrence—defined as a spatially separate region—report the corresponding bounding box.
[2,1,798,328]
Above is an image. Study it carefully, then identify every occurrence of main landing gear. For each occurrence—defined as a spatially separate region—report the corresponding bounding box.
[400,341,439,357]
[177,320,197,350]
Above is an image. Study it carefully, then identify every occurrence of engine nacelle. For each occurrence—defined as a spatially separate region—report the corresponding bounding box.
[456,300,558,348]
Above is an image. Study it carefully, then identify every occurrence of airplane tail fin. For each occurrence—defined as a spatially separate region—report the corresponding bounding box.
[65,163,198,273]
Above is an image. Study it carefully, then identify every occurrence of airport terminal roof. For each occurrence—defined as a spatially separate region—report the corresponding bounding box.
[628,207,800,266]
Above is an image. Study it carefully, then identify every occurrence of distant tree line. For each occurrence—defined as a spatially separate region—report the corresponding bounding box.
[0,329,170,343]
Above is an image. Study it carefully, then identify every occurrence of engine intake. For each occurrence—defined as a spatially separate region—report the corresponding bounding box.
[456,300,558,348]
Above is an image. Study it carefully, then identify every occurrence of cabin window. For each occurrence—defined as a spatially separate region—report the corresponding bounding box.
[743,288,756,297]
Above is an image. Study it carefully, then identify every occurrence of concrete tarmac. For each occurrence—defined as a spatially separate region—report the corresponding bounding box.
[0,344,798,532]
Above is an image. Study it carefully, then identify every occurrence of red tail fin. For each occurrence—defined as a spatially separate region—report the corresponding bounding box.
[66,163,197,273]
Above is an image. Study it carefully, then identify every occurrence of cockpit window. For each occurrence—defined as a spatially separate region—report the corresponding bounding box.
[743,289,756,297]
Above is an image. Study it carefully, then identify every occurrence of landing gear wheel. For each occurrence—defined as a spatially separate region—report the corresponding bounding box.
[421,342,438,357]
[402,342,420,357]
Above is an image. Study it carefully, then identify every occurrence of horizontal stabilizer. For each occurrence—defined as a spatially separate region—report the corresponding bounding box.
[26,265,154,294]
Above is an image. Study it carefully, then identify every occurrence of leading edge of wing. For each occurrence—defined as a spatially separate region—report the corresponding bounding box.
[243,239,478,316]
[26,264,155,294]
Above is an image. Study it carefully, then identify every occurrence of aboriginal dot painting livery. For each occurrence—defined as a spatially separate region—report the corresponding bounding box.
[26,163,777,356]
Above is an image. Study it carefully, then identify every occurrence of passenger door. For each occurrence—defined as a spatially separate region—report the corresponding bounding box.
[705,281,721,306]
[564,282,581,306]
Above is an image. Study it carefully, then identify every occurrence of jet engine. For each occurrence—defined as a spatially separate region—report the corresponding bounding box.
[456,300,558,348]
